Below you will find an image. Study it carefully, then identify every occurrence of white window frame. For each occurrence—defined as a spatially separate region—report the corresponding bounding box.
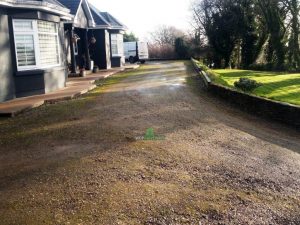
[111,34,124,57]
[13,19,61,71]
[37,20,61,67]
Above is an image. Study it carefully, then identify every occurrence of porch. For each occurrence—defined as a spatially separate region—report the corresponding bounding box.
[66,26,118,75]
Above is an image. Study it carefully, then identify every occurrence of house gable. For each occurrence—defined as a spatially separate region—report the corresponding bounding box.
[58,0,94,28]
[74,4,88,28]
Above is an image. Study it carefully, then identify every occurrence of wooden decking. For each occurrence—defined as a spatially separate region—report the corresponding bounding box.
[0,68,124,117]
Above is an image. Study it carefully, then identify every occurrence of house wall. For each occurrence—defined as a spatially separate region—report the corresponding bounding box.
[44,67,67,93]
[14,72,45,97]
[15,66,67,97]
[109,30,125,68]
[0,8,16,102]
[91,29,111,70]
[3,9,68,100]
[105,30,112,69]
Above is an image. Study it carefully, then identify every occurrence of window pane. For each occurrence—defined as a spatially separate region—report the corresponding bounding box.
[38,34,59,66]
[15,34,36,66]
[37,21,58,33]
[111,34,117,41]
[118,35,124,55]
[38,21,60,66]
[14,20,33,31]
[111,39,118,55]
[111,34,124,56]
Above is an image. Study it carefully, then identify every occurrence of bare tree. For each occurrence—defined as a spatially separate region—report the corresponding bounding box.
[150,25,185,46]
[148,25,186,59]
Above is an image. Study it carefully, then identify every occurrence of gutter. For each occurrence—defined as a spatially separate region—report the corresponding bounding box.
[90,25,126,30]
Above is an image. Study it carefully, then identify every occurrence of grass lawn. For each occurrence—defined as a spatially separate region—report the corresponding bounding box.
[211,69,300,106]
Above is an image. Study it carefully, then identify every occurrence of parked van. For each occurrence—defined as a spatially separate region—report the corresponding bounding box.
[124,41,149,64]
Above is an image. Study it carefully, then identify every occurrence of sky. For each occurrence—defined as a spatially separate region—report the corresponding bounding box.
[90,0,192,40]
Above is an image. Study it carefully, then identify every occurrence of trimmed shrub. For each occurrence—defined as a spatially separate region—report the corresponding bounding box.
[234,78,262,92]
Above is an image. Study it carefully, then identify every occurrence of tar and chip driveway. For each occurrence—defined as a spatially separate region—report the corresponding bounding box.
[0,61,300,224]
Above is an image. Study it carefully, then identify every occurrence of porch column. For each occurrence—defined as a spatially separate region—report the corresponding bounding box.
[83,29,91,70]
[69,27,77,74]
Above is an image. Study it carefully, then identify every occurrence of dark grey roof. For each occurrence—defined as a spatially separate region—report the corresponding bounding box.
[91,9,110,27]
[89,4,110,28]
[100,12,125,28]
[89,4,126,30]
[57,0,81,15]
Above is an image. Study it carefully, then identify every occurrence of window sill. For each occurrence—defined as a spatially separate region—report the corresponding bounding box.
[15,66,66,76]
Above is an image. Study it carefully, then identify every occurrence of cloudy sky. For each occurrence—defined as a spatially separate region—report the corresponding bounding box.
[90,0,192,40]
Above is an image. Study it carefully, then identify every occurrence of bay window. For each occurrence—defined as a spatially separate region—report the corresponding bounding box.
[13,19,60,71]
[111,34,124,57]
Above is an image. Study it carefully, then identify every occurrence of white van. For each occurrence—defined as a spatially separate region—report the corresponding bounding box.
[124,41,149,64]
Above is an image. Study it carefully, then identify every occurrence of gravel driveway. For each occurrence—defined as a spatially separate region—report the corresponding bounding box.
[0,61,299,224]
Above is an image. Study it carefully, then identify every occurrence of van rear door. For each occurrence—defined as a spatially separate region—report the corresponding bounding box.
[124,42,137,60]
[137,42,149,60]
